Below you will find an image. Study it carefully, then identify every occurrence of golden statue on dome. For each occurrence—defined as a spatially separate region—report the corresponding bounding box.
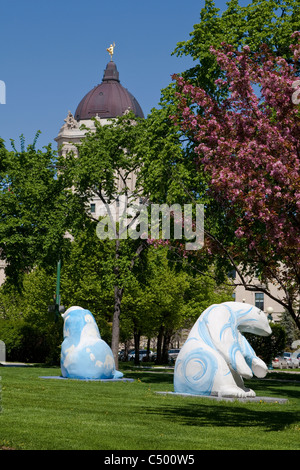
[107,42,115,61]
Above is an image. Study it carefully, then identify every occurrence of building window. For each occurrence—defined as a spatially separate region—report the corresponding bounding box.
[228,268,236,280]
[232,293,236,301]
[90,203,96,213]
[255,293,264,311]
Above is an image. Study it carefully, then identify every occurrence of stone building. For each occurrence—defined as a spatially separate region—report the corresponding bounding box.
[233,272,284,322]
[55,57,144,222]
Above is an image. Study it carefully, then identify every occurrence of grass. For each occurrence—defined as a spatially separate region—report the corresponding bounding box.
[0,364,299,450]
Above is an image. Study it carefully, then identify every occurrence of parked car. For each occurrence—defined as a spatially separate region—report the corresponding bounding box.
[168,349,180,364]
[127,349,155,362]
[118,350,126,361]
[272,353,299,369]
[283,352,300,369]
[272,356,289,369]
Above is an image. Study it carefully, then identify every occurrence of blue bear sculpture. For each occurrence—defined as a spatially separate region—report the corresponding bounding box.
[174,302,272,398]
[61,306,123,380]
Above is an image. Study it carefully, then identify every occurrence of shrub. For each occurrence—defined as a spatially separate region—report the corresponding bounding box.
[245,322,287,365]
[0,319,62,364]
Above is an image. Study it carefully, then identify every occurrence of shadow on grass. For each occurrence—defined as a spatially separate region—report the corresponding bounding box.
[143,400,300,432]
[126,372,300,433]
[123,371,174,385]
[243,378,300,400]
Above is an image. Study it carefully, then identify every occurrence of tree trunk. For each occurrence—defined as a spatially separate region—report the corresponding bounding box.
[162,329,173,364]
[146,337,151,361]
[133,328,141,366]
[111,238,123,369]
[155,325,164,364]
[111,239,147,369]
[111,284,124,369]
[123,340,130,361]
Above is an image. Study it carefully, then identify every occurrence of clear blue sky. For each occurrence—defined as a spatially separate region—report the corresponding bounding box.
[0,0,248,150]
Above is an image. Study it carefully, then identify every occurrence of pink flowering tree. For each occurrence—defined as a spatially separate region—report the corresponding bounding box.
[172,33,300,330]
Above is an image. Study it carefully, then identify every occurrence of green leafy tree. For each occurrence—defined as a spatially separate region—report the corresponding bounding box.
[137,0,300,312]
[0,134,73,288]
[280,311,300,346]
[140,247,190,363]
[60,224,142,346]
[245,323,287,364]
[63,114,148,366]
[122,247,234,364]
[181,268,235,328]
[174,0,300,92]
[0,267,62,363]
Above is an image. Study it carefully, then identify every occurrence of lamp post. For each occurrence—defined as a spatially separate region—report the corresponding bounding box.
[48,257,65,321]
[266,307,274,369]
[54,258,62,321]
[267,306,274,322]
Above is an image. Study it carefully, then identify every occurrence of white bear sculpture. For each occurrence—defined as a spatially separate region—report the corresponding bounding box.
[174,302,272,398]
[61,306,123,380]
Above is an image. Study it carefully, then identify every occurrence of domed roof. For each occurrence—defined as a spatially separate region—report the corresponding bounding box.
[74,61,144,121]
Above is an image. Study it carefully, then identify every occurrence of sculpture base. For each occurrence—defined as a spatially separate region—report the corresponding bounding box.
[156,392,288,404]
[40,376,134,382]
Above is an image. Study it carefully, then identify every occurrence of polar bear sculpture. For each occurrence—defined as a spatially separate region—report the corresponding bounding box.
[174,302,272,398]
[61,306,123,380]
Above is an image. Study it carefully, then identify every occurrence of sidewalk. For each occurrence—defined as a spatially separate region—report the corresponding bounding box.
[0,362,33,367]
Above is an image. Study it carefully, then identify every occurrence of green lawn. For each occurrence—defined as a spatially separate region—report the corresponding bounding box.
[0,365,299,450]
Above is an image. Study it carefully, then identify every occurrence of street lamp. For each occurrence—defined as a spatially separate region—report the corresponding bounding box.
[48,257,65,321]
[267,306,273,322]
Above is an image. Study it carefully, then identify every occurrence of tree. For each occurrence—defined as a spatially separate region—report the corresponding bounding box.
[120,246,233,364]
[136,1,300,293]
[140,247,190,363]
[172,34,300,329]
[64,114,148,367]
[280,310,300,346]
[0,267,62,364]
[149,0,300,206]
[0,134,73,288]
[60,222,145,348]
[173,0,300,92]
[245,323,287,365]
